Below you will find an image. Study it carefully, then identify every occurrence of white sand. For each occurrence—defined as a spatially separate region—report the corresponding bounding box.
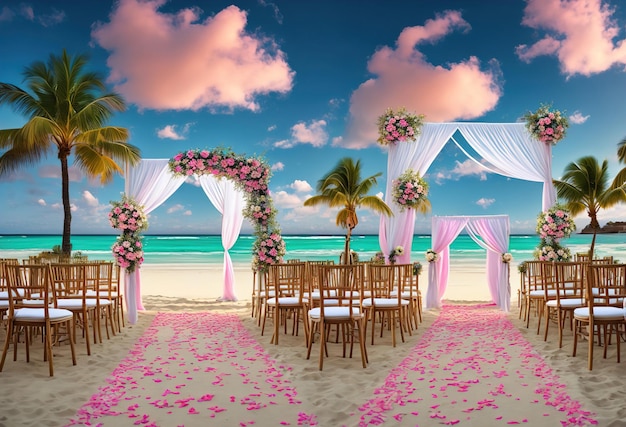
[1,263,624,427]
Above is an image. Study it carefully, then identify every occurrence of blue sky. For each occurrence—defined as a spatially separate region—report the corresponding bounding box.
[1,0,626,236]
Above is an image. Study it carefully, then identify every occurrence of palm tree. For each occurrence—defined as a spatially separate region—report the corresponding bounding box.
[0,50,141,254]
[553,156,626,257]
[304,157,393,264]
[616,137,626,188]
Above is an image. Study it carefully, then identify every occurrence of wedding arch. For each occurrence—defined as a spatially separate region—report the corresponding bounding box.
[120,149,281,324]
[426,215,510,310]
[379,122,557,311]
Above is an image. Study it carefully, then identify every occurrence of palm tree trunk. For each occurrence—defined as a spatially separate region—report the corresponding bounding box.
[589,229,597,260]
[60,152,72,255]
[343,228,353,265]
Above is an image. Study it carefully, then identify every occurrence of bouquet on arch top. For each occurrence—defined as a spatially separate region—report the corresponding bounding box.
[377,107,424,145]
[524,104,569,145]
[109,195,148,233]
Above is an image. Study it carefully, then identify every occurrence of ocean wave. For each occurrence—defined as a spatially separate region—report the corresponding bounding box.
[154,236,201,240]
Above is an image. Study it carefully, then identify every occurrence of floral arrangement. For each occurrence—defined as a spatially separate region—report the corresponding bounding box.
[524,104,569,145]
[536,205,576,243]
[425,249,438,263]
[388,246,404,264]
[391,169,429,212]
[111,233,144,273]
[517,261,527,274]
[412,261,423,276]
[169,148,285,273]
[502,253,513,263]
[168,148,271,195]
[371,251,385,264]
[534,242,572,262]
[251,232,286,272]
[109,196,148,232]
[377,107,424,145]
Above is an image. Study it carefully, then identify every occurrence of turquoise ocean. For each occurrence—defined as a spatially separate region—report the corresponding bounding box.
[1,234,625,268]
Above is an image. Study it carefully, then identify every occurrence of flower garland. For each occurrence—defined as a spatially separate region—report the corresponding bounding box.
[109,195,147,273]
[517,261,528,274]
[524,104,569,145]
[112,233,144,273]
[377,107,424,145]
[536,205,576,244]
[168,148,283,272]
[388,245,404,264]
[391,168,429,212]
[109,195,148,232]
[425,249,439,263]
[502,253,513,263]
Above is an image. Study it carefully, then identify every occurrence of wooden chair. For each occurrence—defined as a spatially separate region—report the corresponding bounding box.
[524,260,546,328]
[573,263,626,370]
[49,263,97,356]
[84,262,117,341]
[542,261,586,348]
[262,262,309,346]
[0,264,76,376]
[306,264,367,370]
[362,264,410,347]
[390,263,421,329]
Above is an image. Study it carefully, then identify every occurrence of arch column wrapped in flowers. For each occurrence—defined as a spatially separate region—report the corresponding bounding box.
[168,148,286,273]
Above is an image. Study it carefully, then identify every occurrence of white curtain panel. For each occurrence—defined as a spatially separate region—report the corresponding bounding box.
[426,216,469,309]
[199,175,245,301]
[123,159,186,324]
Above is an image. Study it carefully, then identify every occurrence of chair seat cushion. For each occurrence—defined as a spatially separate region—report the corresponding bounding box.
[267,297,306,306]
[546,298,584,308]
[15,307,73,322]
[0,289,26,299]
[308,306,362,320]
[574,306,626,321]
[362,298,409,308]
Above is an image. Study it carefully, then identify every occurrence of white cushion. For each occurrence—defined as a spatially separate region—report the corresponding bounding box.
[266,297,305,306]
[308,306,362,320]
[362,298,409,308]
[546,298,584,308]
[15,307,73,322]
[574,306,626,321]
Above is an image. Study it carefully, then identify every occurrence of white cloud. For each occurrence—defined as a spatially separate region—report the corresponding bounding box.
[452,159,488,180]
[82,191,99,207]
[476,197,495,208]
[267,124,277,132]
[271,162,284,171]
[275,119,328,149]
[516,0,626,76]
[183,210,192,216]
[92,1,294,111]
[340,10,501,148]
[157,123,193,140]
[37,199,46,206]
[569,111,590,124]
[273,190,305,208]
[289,179,313,192]
[167,204,185,214]
[39,165,82,181]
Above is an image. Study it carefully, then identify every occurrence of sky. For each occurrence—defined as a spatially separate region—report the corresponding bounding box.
[1,0,626,236]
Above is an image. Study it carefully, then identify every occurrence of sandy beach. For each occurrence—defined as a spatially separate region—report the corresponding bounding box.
[1,264,625,427]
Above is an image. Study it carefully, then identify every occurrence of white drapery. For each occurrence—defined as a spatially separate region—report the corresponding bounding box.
[426,215,510,311]
[380,122,554,263]
[198,175,245,301]
[123,159,245,324]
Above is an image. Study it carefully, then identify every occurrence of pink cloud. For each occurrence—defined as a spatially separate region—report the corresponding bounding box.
[339,11,501,149]
[516,0,626,76]
[92,0,294,111]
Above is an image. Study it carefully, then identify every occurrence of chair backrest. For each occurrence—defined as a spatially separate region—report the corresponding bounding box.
[586,263,626,310]
[5,264,55,314]
[49,263,87,299]
[575,252,591,262]
[0,259,20,291]
[524,260,544,291]
[317,264,364,316]
[268,262,307,303]
[551,261,586,303]
[367,264,394,299]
